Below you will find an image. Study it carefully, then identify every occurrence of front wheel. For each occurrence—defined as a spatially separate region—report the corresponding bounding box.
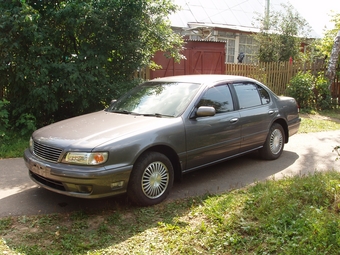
[127,152,174,206]
[260,123,285,160]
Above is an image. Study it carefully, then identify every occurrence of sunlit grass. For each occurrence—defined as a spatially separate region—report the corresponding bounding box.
[1,171,340,254]
[299,117,340,133]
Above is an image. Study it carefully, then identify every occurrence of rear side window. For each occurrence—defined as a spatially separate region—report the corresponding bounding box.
[234,83,270,109]
[197,85,234,113]
[257,85,270,104]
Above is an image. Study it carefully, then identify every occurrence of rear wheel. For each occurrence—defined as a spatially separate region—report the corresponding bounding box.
[127,152,174,206]
[260,123,285,160]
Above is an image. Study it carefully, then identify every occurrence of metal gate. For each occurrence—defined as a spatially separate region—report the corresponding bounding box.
[150,41,226,79]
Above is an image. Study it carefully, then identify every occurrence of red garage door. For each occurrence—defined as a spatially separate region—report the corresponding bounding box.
[150,41,226,79]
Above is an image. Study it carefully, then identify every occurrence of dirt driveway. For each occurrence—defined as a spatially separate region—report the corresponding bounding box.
[1,130,340,217]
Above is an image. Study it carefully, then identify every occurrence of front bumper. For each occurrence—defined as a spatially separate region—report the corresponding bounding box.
[24,149,133,199]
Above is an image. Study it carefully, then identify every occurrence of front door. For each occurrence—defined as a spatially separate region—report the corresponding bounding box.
[184,84,241,171]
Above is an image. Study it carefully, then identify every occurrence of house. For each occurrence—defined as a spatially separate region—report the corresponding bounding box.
[168,0,319,64]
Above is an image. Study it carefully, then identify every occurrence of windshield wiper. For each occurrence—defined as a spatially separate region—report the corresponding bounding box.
[142,113,174,118]
[112,110,141,115]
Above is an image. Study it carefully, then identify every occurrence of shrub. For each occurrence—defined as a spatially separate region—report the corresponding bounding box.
[287,71,334,111]
[0,99,10,138]
[286,71,315,109]
[314,74,333,110]
[15,113,37,136]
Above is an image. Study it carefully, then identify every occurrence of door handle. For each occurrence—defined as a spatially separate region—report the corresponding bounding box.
[268,110,275,115]
[230,118,239,123]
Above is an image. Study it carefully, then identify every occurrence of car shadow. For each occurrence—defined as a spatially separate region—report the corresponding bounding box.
[170,150,299,200]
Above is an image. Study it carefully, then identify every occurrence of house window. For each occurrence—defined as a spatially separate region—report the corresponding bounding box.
[239,35,259,63]
[226,39,236,63]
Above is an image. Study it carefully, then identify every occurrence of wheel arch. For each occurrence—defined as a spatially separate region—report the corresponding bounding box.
[138,145,182,181]
[273,118,288,143]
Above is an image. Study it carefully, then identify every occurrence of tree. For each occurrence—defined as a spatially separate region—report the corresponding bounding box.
[315,13,340,85]
[253,3,310,62]
[315,12,340,60]
[326,30,340,85]
[0,0,184,127]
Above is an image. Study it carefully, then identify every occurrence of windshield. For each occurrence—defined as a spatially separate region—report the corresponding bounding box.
[106,82,202,117]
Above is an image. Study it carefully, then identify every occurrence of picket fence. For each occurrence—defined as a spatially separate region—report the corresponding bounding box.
[225,61,327,95]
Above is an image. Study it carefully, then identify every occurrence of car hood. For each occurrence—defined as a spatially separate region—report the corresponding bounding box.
[33,111,179,149]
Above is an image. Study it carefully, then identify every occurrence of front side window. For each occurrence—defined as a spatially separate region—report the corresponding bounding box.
[197,85,234,113]
[234,83,265,109]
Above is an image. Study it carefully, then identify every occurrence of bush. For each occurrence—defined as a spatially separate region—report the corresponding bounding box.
[286,71,315,109]
[15,113,37,136]
[314,74,333,110]
[0,0,183,128]
[0,99,10,138]
[0,99,36,139]
[286,72,333,111]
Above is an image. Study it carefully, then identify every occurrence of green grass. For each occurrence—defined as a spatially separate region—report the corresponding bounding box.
[298,108,340,133]
[1,171,340,254]
[0,109,340,254]
[299,117,340,133]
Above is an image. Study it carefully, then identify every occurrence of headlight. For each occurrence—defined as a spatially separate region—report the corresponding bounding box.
[62,152,108,165]
[29,137,33,152]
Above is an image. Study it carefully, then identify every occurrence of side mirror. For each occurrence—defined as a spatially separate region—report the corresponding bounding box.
[196,106,216,117]
[106,99,117,110]
[109,99,117,108]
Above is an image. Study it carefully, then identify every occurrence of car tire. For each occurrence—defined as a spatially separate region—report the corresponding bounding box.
[260,123,285,160]
[127,151,174,206]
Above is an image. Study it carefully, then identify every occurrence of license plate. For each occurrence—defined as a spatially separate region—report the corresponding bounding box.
[31,162,51,177]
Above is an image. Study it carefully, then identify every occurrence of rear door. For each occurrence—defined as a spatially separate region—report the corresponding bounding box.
[232,82,276,151]
[184,84,241,170]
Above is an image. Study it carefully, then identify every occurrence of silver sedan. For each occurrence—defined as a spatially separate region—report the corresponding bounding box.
[24,75,301,206]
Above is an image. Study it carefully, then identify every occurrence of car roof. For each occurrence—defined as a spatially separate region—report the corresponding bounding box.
[150,74,257,85]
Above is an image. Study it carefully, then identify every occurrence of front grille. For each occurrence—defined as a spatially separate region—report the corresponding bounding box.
[33,140,63,162]
[29,171,66,191]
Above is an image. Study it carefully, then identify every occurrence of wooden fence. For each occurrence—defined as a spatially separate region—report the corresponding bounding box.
[225,61,327,95]
[136,60,339,100]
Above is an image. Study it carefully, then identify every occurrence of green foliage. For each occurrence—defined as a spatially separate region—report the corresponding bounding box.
[0,99,10,142]
[315,12,340,60]
[15,113,36,136]
[314,74,333,110]
[0,99,10,136]
[253,3,311,62]
[286,72,315,109]
[0,0,183,127]
[287,72,333,110]
[0,99,34,157]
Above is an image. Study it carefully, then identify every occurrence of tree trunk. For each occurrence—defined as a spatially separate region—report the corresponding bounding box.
[326,30,340,89]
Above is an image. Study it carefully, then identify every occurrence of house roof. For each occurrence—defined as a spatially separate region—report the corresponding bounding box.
[170,0,319,38]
